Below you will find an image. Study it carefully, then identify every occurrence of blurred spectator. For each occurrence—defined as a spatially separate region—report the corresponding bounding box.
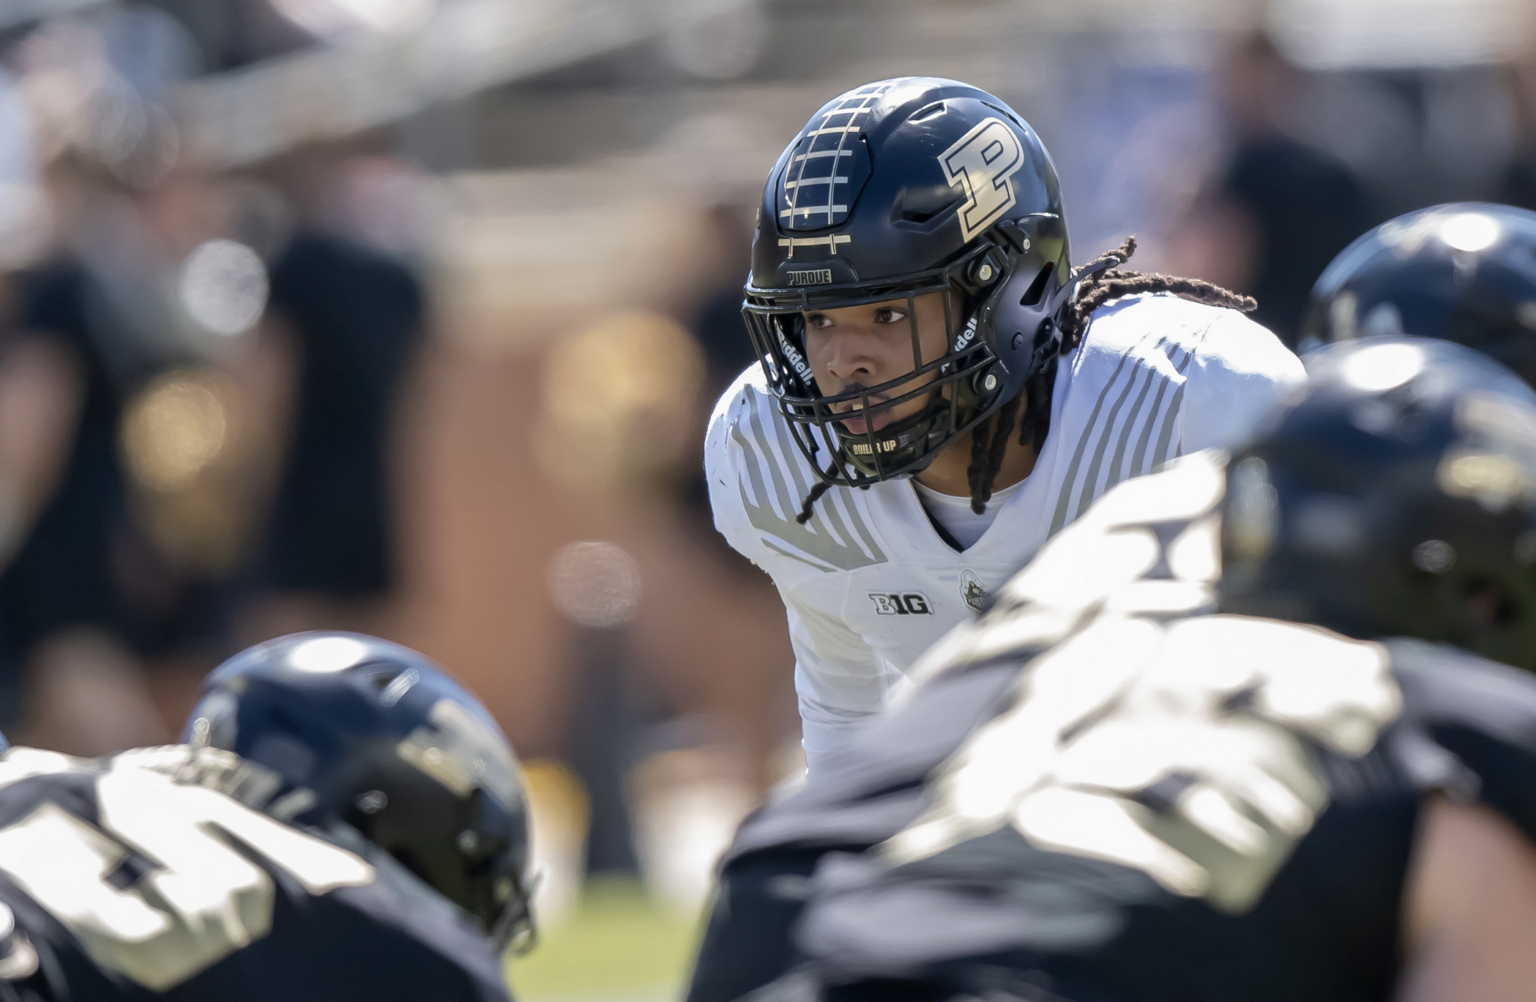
[0,155,251,752]
[0,2,293,754]
[690,203,757,394]
[1172,34,1374,348]
[1501,55,1536,211]
[248,143,426,639]
[0,62,47,268]
[680,202,756,544]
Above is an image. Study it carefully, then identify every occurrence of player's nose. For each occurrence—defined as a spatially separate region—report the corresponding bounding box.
[822,330,877,385]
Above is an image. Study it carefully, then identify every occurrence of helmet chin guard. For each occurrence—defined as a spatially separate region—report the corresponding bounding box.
[742,77,1074,487]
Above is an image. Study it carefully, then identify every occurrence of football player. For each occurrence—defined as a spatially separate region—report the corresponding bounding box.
[1300,202,1536,384]
[0,632,534,1001]
[707,77,1304,774]
[689,337,1536,1001]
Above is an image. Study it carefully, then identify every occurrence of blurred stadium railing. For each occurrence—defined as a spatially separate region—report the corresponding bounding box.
[176,0,760,167]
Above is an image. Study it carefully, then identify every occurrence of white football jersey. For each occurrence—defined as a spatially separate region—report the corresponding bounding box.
[705,293,1305,772]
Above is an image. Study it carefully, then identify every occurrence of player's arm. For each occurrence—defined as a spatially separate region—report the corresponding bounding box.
[1397,795,1536,1002]
[704,374,776,569]
[705,376,888,775]
[1181,309,1305,454]
[780,590,891,776]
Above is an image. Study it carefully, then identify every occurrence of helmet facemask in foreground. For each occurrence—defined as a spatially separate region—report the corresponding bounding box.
[182,631,538,955]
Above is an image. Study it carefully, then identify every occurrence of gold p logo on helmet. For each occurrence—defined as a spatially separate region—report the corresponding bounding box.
[940,118,1026,242]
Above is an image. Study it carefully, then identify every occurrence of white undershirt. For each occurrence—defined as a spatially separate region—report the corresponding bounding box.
[912,477,1027,550]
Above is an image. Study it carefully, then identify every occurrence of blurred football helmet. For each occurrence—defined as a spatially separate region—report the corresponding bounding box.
[183,632,535,953]
[1220,337,1536,669]
[1300,203,1536,383]
[743,77,1081,485]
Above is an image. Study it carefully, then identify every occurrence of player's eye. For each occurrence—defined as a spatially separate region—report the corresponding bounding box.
[805,312,834,330]
[873,307,909,324]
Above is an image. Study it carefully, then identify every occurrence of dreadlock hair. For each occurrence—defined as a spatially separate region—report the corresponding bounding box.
[794,236,1258,526]
[966,390,1021,514]
[797,477,831,525]
[1058,237,1258,353]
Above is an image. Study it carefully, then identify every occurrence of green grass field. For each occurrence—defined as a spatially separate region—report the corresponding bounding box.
[509,878,704,1002]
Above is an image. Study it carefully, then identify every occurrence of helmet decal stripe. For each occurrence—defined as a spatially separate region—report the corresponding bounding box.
[778,234,853,257]
[782,83,892,232]
[781,205,849,219]
[940,117,1026,242]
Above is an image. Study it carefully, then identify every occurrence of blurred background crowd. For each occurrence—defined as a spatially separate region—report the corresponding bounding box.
[0,0,1531,997]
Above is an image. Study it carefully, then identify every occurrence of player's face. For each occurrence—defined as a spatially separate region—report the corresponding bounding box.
[803,292,950,435]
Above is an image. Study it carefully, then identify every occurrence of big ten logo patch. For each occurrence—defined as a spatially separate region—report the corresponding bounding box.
[870,592,933,616]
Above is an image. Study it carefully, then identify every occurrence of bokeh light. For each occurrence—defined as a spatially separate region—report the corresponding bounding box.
[120,370,230,493]
[537,311,705,490]
[82,87,179,188]
[661,2,766,81]
[179,239,269,338]
[548,541,641,630]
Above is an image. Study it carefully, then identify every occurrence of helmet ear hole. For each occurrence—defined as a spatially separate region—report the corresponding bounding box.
[1019,264,1054,307]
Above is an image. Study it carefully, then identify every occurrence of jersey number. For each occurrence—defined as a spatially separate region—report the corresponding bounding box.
[0,757,374,990]
[887,614,1401,914]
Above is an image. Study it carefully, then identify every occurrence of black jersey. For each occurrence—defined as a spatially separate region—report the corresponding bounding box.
[0,745,512,1002]
[688,452,1536,1002]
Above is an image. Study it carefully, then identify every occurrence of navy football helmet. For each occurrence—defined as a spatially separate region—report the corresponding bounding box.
[182,632,535,953]
[1220,337,1536,669]
[743,77,1084,485]
[1300,203,1536,383]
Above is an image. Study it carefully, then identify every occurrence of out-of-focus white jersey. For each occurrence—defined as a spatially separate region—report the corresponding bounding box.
[705,293,1305,772]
